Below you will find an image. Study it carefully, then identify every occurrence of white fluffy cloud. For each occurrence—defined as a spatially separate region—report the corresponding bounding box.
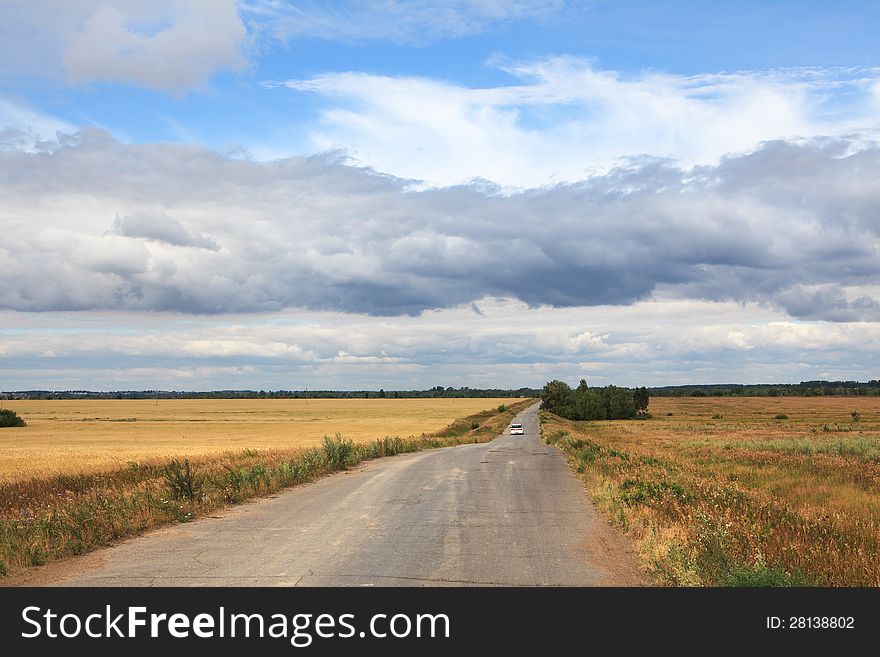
[271,60,880,187]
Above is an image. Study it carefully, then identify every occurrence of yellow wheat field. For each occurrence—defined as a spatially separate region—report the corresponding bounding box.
[0,398,521,483]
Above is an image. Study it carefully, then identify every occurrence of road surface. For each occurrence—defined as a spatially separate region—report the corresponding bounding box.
[31,403,644,586]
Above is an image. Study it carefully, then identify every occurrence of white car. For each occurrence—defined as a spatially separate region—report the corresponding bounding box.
[509,423,524,435]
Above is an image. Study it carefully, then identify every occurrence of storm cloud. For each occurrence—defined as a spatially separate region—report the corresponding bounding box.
[1,130,878,320]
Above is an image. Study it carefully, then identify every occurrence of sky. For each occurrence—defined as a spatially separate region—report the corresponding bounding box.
[1,1,879,391]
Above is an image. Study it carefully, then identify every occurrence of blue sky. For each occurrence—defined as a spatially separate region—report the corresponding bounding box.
[1,1,879,390]
[7,1,880,157]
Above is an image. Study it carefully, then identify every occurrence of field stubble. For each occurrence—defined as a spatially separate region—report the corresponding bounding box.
[542,396,880,586]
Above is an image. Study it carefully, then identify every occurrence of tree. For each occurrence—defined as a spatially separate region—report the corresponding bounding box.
[633,386,650,412]
[602,385,637,419]
[574,388,606,420]
[541,380,573,415]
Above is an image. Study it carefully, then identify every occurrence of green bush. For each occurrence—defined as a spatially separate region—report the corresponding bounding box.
[322,435,356,470]
[571,439,603,464]
[0,409,26,428]
[162,459,203,503]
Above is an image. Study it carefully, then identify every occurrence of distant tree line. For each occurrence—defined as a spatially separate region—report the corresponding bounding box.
[7,379,876,401]
[0,386,542,401]
[541,380,649,420]
[649,380,880,398]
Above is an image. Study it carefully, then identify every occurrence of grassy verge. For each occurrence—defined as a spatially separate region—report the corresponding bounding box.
[541,410,880,586]
[0,400,533,579]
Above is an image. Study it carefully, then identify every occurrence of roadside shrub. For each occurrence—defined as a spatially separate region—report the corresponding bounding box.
[497,404,506,413]
[693,512,733,581]
[774,414,789,420]
[215,464,271,502]
[545,429,569,444]
[380,436,408,456]
[322,435,356,470]
[0,409,26,428]
[162,459,203,502]
[572,439,603,464]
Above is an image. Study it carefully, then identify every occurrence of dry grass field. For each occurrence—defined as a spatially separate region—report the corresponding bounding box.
[543,396,880,586]
[0,398,521,483]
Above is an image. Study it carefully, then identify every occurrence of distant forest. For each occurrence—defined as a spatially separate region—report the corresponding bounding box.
[1,386,542,400]
[649,380,880,397]
[3,380,878,400]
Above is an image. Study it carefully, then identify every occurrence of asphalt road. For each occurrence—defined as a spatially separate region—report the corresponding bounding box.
[43,403,643,586]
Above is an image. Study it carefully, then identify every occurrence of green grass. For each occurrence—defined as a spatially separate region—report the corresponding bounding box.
[724,562,812,587]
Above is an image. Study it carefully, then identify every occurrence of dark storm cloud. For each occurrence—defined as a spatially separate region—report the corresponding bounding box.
[1,130,878,320]
[776,285,880,322]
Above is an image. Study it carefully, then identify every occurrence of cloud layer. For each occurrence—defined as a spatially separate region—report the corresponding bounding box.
[273,60,880,187]
[2,298,877,391]
[1,130,878,322]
